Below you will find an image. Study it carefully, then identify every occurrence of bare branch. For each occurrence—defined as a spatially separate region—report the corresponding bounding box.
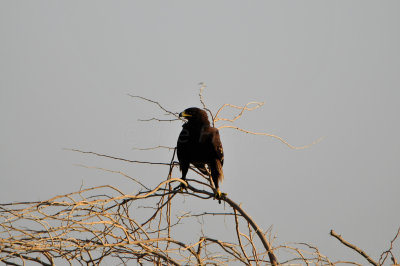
[132,145,175,151]
[1,90,383,266]
[379,226,400,265]
[224,196,278,266]
[74,164,151,190]
[138,117,180,122]
[218,125,323,150]
[330,229,379,266]
[233,209,252,265]
[198,83,215,126]
[127,94,180,119]
[214,101,264,123]
[64,148,176,166]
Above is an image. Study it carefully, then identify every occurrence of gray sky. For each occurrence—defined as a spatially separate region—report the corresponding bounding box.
[1,1,399,263]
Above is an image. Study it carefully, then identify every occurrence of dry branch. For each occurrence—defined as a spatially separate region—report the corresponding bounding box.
[217,125,323,150]
[214,101,264,123]
[64,148,175,166]
[379,227,400,265]
[330,230,379,266]
[2,86,394,266]
[127,94,179,119]
[0,160,281,265]
[198,82,215,125]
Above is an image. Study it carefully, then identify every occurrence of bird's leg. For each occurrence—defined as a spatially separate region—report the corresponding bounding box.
[210,173,226,203]
[215,188,221,199]
[213,188,227,204]
[178,178,188,192]
[174,164,189,192]
[174,177,188,192]
[174,179,188,192]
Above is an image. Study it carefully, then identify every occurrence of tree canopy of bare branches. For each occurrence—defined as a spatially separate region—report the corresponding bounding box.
[1,85,398,265]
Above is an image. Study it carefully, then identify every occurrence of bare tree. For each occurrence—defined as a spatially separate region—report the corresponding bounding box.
[1,85,398,265]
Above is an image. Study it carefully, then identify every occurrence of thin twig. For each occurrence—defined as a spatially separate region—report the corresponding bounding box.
[379,226,400,265]
[214,102,264,123]
[218,125,323,150]
[138,118,180,122]
[198,83,215,126]
[233,209,252,265]
[64,148,176,166]
[127,94,180,119]
[132,146,175,151]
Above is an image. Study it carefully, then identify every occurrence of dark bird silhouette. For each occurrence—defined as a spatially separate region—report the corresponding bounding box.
[177,107,224,200]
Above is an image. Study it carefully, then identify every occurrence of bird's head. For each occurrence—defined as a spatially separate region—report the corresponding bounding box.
[179,107,210,125]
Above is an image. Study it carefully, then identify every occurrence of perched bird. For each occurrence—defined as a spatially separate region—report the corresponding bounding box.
[177,107,224,200]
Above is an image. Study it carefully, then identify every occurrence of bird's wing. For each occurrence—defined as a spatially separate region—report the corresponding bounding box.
[177,127,190,166]
[206,127,224,165]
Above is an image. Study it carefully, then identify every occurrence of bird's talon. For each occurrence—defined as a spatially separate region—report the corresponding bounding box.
[174,182,188,192]
[214,190,225,203]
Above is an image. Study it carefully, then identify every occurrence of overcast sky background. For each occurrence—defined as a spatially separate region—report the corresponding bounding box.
[1,1,399,264]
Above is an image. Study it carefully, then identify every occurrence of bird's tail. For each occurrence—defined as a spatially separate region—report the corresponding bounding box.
[211,160,224,189]
[216,160,224,184]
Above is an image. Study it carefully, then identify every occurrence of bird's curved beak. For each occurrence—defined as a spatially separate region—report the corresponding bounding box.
[179,111,192,118]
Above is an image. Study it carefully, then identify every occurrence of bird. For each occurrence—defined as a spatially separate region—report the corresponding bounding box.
[177,107,225,200]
